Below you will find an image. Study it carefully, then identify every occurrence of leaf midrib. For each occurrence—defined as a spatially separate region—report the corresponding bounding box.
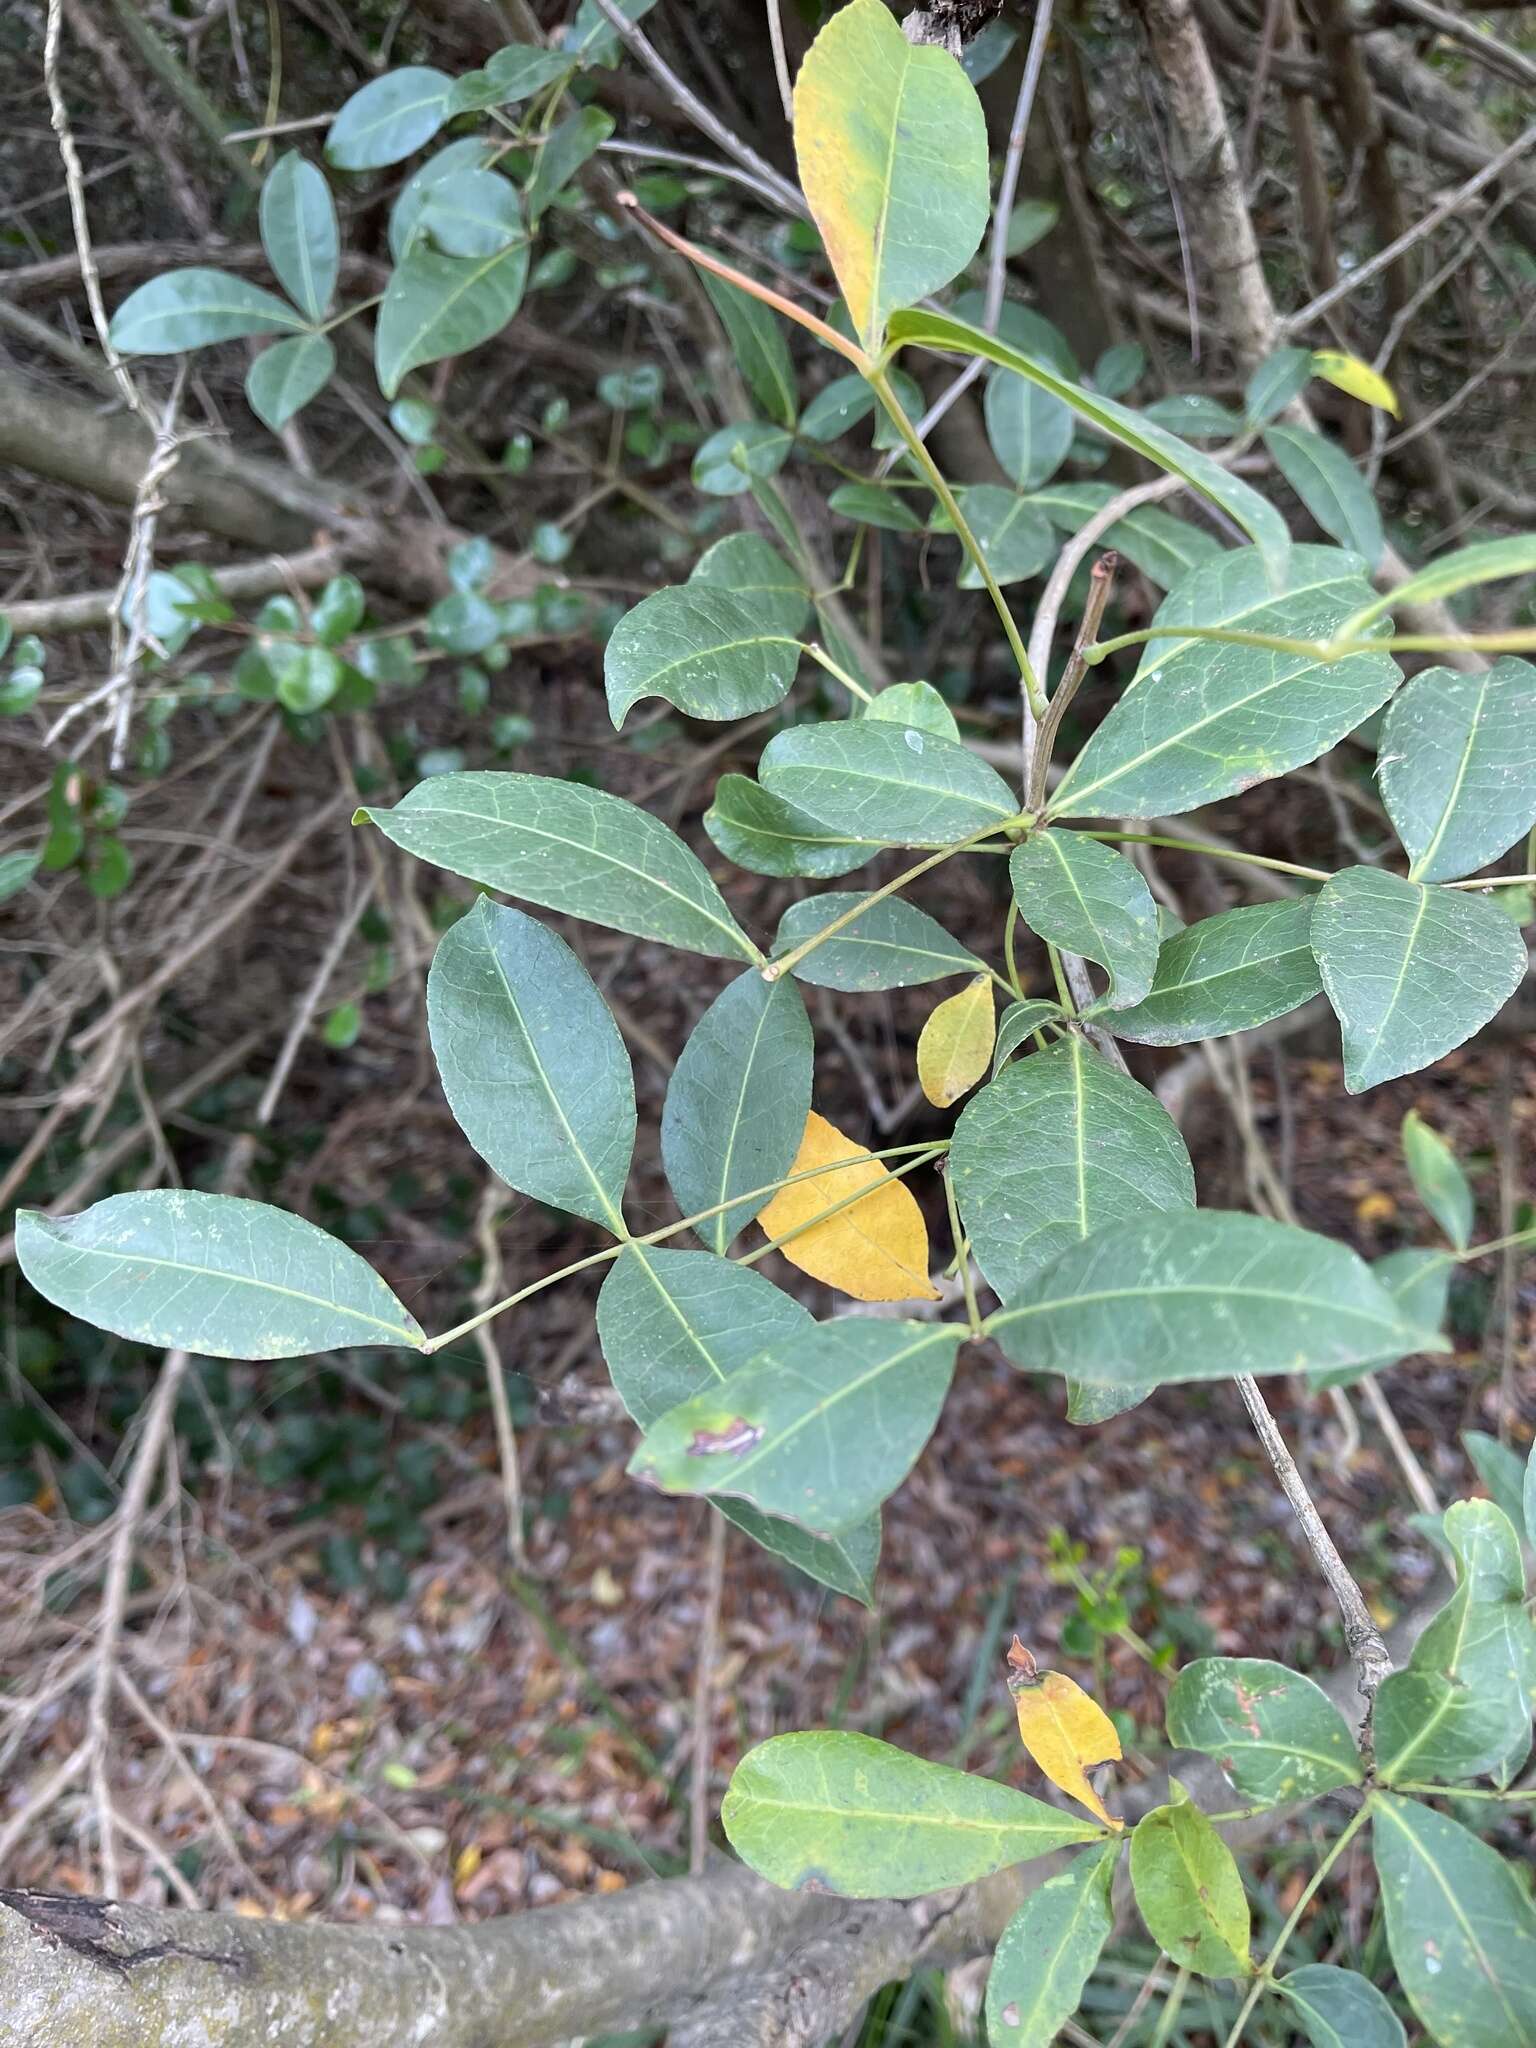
[383,794,755,960]
[38,1227,419,1346]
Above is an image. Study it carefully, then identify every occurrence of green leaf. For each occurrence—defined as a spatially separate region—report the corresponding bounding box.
[985,1841,1120,2046]
[1095,343,1146,399]
[1010,831,1160,1009]
[1050,547,1399,820]
[1308,1247,1452,1391]
[628,1319,962,1535]
[793,0,989,354]
[564,0,656,68]
[704,774,879,880]
[1004,198,1059,254]
[864,682,960,740]
[759,721,1019,847]
[525,104,613,223]
[449,44,573,111]
[1334,534,1536,642]
[1462,1431,1529,1534]
[1027,482,1223,592]
[772,894,982,990]
[1311,867,1527,1092]
[827,482,925,532]
[1107,899,1322,1046]
[690,533,810,637]
[1402,1110,1474,1251]
[1142,394,1241,439]
[272,642,342,713]
[1274,1966,1406,2048]
[723,1500,880,1605]
[992,999,1064,1072]
[952,1039,1194,1301]
[949,293,1079,380]
[1129,1792,1251,1978]
[0,850,40,904]
[1244,347,1314,426]
[16,1192,423,1358]
[799,374,878,441]
[358,771,759,963]
[701,271,797,428]
[326,67,453,171]
[1379,659,1536,882]
[419,168,524,257]
[428,593,502,656]
[109,269,306,354]
[389,138,498,260]
[889,308,1289,565]
[259,152,339,321]
[598,1245,811,1426]
[604,586,802,728]
[245,333,336,432]
[988,1210,1444,1388]
[375,239,529,397]
[694,422,793,497]
[1373,1791,1536,2048]
[1375,1499,1535,1786]
[985,370,1073,490]
[662,971,812,1254]
[1263,425,1383,569]
[1165,1657,1361,1804]
[426,898,633,1231]
[951,486,1055,588]
[723,1730,1101,1897]
[594,1248,876,1602]
[1527,1440,1536,1553]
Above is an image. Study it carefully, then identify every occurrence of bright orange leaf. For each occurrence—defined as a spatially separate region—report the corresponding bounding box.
[1007,1636,1123,1830]
[756,1110,940,1304]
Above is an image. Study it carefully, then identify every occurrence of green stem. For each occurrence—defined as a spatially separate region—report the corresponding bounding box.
[941,1165,983,1338]
[1146,1966,1189,2048]
[866,365,1047,720]
[1046,942,1076,1015]
[424,1140,949,1352]
[1219,1804,1371,2048]
[763,819,1024,983]
[803,640,874,705]
[1003,900,1025,999]
[1071,829,1331,883]
[1459,1221,1536,1263]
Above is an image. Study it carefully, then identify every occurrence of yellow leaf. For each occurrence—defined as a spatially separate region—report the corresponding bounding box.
[757,1109,940,1303]
[1007,1637,1123,1830]
[793,0,989,354]
[917,974,995,1108]
[1311,350,1399,418]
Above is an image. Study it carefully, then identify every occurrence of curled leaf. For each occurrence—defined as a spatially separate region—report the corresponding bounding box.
[917,974,995,1107]
[1007,1637,1123,1830]
[756,1110,939,1303]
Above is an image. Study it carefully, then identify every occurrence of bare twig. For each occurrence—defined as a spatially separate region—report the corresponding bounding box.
[690,1511,728,1875]
[1283,118,1536,336]
[1234,1377,1393,1714]
[585,0,805,217]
